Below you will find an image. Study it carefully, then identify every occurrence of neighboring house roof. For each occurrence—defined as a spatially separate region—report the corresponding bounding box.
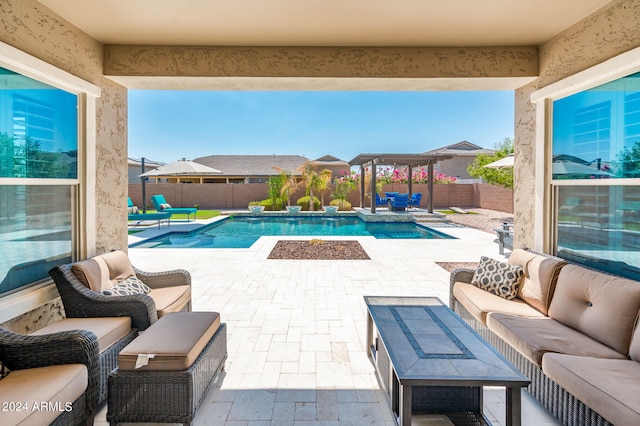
[423,140,495,156]
[193,155,309,176]
[312,155,351,169]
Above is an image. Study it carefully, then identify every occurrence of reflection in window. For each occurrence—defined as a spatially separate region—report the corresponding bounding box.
[0,65,78,295]
[552,72,640,179]
[0,186,73,295]
[556,186,640,279]
[0,67,78,179]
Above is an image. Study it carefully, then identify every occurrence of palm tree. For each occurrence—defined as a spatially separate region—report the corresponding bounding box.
[298,160,320,211]
[316,168,333,206]
[273,166,299,206]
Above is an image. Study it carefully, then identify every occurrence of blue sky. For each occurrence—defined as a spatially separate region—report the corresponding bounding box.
[128,90,514,164]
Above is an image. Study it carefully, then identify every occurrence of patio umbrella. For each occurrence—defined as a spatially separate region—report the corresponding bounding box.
[552,161,615,177]
[139,158,222,177]
[483,154,514,169]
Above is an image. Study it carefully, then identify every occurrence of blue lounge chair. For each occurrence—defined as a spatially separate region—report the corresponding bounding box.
[150,194,197,221]
[409,192,422,208]
[127,197,171,228]
[388,193,409,211]
[375,193,388,207]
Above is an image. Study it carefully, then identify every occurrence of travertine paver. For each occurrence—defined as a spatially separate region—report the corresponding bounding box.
[94,222,559,425]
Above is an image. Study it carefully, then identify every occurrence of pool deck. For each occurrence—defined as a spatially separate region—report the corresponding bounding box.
[114,213,560,426]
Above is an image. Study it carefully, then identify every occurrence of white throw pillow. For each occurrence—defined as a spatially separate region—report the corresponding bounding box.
[102,276,152,296]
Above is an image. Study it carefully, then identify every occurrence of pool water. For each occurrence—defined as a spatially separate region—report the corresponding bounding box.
[132,216,453,249]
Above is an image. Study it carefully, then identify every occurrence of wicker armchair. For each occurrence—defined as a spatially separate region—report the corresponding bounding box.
[49,250,192,332]
[0,327,99,426]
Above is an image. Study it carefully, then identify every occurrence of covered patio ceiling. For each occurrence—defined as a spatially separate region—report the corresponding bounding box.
[349,153,453,213]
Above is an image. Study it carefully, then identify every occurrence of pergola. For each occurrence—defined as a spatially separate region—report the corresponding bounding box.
[349,153,453,213]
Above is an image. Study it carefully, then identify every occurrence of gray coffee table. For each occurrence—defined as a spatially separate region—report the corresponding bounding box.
[365,296,530,426]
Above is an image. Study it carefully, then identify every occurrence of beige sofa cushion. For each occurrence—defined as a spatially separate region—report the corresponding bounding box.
[0,364,87,426]
[119,311,220,371]
[487,313,626,367]
[548,265,640,355]
[508,249,566,315]
[630,321,640,362]
[31,317,132,353]
[148,285,191,317]
[542,353,640,426]
[453,282,545,324]
[71,250,136,292]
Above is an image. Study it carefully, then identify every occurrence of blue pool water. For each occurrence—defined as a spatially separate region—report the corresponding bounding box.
[131,216,453,249]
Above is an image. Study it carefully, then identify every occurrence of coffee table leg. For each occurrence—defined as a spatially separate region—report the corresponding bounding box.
[367,312,373,361]
[506,386,522,426]
[399,384,412,426]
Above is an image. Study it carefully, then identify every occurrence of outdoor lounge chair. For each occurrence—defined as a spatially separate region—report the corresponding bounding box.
[150,194,197,221]
[375,193,388,207]
[388,193,409,211]
[409,192,422,208]
[0,326,99,426]
[127,197,170,228]
[49,250,192,332]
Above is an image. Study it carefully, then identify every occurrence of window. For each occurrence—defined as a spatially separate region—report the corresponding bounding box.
[552,72,640,278]
[0,66,79,296]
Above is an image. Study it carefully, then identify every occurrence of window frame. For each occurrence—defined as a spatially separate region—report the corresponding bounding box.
[531,46,640,266]
[0,41,100,322]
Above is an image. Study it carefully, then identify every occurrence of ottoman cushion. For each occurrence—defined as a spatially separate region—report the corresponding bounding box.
[118,311,220,371]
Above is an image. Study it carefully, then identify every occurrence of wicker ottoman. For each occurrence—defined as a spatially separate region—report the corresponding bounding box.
[107,312,227,425]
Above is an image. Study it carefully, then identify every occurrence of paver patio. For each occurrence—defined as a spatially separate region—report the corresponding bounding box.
[95,219,560,425]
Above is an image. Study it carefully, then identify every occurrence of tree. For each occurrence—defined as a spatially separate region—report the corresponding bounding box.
[615,141,640,178]
[467,137,514,188]
[316,169,333,206]
[273,166,300,207]
[296,160,317,211]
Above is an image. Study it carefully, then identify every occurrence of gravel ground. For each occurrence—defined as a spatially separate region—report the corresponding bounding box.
[443,207,513,234]
[268,240,370,260]
[436,207,514,271]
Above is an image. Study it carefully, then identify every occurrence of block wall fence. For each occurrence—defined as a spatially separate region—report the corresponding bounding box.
[129,183,514,213]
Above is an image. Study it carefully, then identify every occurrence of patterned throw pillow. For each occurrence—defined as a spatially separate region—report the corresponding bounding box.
[471,256,523,300]
[159,203,172,210]
[127,206,139,214]
[0,360,10,380]
[102,276,152,296]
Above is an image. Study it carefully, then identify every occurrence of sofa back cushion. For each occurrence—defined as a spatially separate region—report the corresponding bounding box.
[508,249,566,315]
[548,264,640,355]
[71,251,136,292]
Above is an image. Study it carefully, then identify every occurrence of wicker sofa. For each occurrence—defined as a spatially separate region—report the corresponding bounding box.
[449,248,640,426]
[0,327,99,426]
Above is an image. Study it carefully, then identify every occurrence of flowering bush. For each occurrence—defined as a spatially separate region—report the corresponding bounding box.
[340,167,457,184]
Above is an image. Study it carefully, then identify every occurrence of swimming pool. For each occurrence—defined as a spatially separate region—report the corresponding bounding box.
[131,215,454,249]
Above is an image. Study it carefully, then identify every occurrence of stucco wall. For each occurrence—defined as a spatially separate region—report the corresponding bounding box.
[0,0,128,329]
[513,0,640,248]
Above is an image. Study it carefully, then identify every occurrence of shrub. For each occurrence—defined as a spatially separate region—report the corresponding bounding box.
[296,195,320,211]
[330,199,351,211]
[248,201,261,207]
[259,198,284,211]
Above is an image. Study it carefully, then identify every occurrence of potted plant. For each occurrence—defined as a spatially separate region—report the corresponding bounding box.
[248,201,264,213]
